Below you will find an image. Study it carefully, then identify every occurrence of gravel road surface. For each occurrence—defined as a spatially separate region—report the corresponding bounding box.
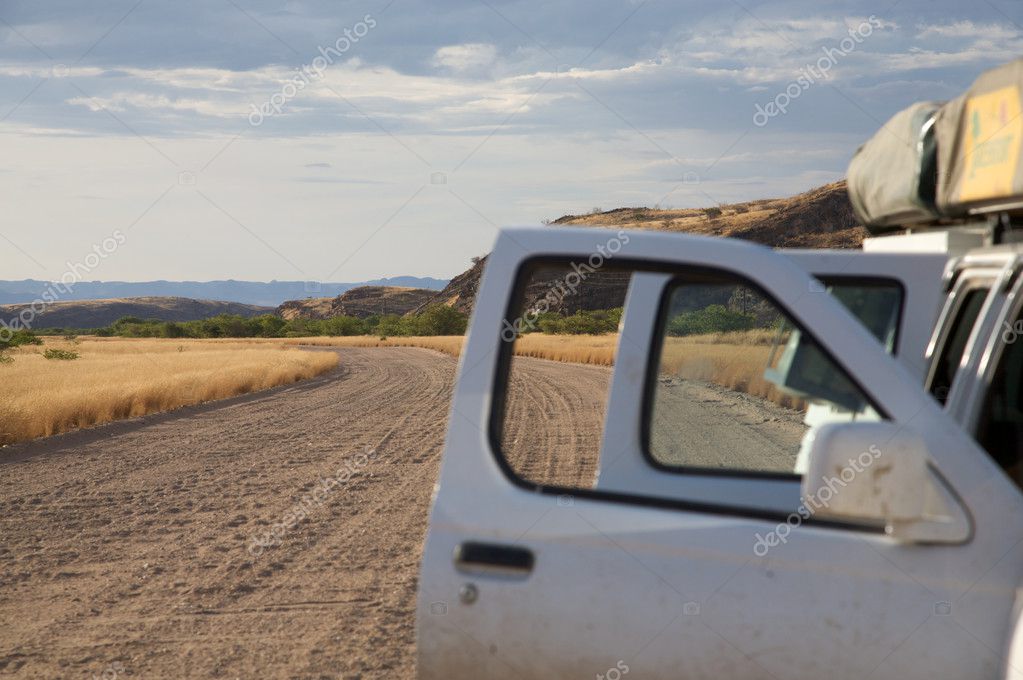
[0,347,802,678]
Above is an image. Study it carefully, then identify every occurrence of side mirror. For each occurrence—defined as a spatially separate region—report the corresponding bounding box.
[802,422,971,543]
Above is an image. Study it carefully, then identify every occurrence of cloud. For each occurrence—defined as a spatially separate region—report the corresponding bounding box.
[3,0,1023,283]
[916,20,1019,41]
[66,91,241,117]
[4,6,1019,141]
[431,43,498,72]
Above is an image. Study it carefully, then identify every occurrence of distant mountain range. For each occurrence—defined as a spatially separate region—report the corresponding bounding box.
[0,277,448,307]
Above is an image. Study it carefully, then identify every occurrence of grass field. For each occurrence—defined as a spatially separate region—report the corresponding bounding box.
[268,330,802,409]
[659,335,804,410]
[274,334,616,364]
[273,335,467,357]
[0,338,338,446]
[1,330,801,447]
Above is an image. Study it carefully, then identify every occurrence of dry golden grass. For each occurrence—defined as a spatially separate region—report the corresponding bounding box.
[262,331,801,408]
[0,338,338,446]
[505,331,803,409]
[264,334,613,363]
[658,336,805,410]
[269,335,467,357]
[512,334,615,365]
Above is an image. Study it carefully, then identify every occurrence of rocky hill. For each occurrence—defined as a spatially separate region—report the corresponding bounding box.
[552,180,862,247]
[412,258,487,315]
[275,297,336,321]
[416,181,865,316]
[276,286,438,320]
[0,296,273,330]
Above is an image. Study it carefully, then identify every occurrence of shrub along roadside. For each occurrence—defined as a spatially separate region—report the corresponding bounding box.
[81,304,471,339]
[33,301,772,342]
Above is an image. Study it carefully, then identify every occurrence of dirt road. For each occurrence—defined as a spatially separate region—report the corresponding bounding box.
[0,347,802,678]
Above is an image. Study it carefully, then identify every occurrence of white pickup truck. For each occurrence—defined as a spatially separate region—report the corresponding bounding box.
[416,60,1023,679]
[416,224,1022,679]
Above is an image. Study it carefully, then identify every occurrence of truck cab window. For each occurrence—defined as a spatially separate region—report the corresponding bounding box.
[930,288,988,404]
[825,281,902,352]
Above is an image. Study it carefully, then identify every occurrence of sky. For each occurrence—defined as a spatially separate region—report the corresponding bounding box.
[1,0,1021,284]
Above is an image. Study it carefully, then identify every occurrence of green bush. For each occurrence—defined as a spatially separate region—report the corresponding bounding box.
[0,329,42,351]
[43,348,79,360]
[666,304,757,336]
[255,315,288,337]
[537,308,622,335]
[92,307,469,339]
[413,305,468,335]
[0,328,41,364]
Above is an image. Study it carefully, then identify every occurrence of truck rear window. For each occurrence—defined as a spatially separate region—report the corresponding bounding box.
[824,281,903,353]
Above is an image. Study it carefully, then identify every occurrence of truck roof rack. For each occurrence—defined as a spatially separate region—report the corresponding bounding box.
[850,58,1023,241]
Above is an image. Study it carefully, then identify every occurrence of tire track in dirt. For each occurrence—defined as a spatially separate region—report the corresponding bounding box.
[501,357,612,488]
[0,347,613,679]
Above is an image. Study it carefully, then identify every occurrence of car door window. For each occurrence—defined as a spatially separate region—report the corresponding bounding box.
[977,308,1023,489]
[647,273,881,475]
[929,287,989,404]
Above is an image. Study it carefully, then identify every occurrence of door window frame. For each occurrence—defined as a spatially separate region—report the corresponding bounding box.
[972,286,1023,493]
[925,277,995,403]
[960,265,1023,443]
[487,256,889,530]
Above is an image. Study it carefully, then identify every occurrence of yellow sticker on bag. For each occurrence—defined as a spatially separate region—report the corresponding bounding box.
[960,85,1023,202]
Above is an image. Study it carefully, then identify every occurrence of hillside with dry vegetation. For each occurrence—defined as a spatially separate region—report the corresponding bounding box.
[277,285,437,320]
[552,180,863,248]
[275,297,336,320]
[0,296,272,329]
[417,181,865,316]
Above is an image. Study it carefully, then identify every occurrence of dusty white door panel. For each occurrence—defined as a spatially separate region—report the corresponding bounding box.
[417,226,1023,680]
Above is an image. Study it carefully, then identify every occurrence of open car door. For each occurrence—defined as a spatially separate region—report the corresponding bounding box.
[417,227,1023,680]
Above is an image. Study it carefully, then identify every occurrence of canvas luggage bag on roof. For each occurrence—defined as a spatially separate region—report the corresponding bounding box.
[847,100,942,233]
[936,58,1023,216]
